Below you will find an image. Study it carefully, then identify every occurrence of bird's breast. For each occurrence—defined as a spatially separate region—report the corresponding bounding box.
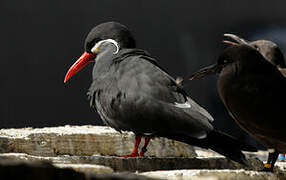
[218,69,265,129]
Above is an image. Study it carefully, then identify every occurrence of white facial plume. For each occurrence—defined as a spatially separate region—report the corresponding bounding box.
[91,39,120,55]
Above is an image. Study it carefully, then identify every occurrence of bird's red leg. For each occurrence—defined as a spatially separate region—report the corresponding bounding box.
[117,136,141,157]
[139,137,151,156]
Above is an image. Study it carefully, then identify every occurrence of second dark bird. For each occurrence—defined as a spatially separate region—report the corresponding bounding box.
[190,39,286,171]
[64,22,256,165]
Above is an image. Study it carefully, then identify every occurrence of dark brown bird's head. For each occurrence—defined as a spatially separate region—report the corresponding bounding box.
[189,44,263,80]
[64,22,136,83]
[223,33,285,68]
[250,40,285,68]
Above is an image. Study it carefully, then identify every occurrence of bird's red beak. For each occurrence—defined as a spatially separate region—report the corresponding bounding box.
[64,51,95,83]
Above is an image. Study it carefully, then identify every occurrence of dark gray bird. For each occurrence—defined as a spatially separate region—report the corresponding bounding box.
[64,22,256,164]
[189,43,286,171]
[223,33,286,76]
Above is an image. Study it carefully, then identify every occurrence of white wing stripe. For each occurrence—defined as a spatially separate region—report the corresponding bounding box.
[174,102,191,108]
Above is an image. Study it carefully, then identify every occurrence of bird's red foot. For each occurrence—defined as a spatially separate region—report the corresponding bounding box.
[139,146,148,156]
[117,136,142,157]
[116,136,150,157]
[117,152,139,157]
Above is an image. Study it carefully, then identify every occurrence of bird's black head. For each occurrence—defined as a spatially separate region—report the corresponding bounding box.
[64,22,136,83]
[223,33,286,68]
[84,22,136,53]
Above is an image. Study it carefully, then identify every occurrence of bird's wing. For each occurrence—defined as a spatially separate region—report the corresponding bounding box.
[110,55,214,138]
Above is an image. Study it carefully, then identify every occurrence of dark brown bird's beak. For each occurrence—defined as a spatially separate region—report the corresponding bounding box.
[189,63,222,80]
[223,33,249,46]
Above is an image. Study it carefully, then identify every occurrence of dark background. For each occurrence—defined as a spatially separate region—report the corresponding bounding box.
[1,0,286,148]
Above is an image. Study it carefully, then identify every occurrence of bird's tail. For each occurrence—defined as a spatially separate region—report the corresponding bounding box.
[202,130,257,166]
[160,130,257,166]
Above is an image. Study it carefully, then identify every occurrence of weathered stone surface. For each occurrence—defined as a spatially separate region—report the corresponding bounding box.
[0,160,86,180]
[0,153,285,180]
[194,147,269,161]
[1,158,284,180]
[0,159,159,180]
[245,151,269,162]
[54,163,114,174]
[88,173,160,180]
[1,126,283,180]
[141,169,285,180]
[0,153,263,172]
[0,125,196,157]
